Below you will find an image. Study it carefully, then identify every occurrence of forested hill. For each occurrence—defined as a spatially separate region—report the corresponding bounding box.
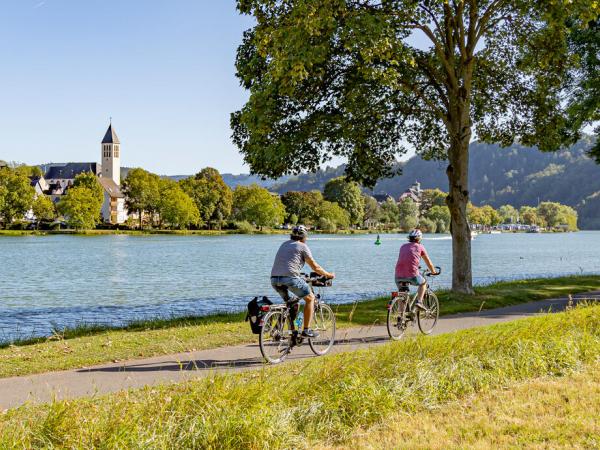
[269,136,600,229]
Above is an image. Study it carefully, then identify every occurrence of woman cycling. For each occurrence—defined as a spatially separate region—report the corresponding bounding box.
[395,229,438,310]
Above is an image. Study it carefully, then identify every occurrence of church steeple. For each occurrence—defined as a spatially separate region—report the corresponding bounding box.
[101,122,121,185]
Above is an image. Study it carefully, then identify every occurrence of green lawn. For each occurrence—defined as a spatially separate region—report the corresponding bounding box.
[0,275,598,379]
[0,304,598,448]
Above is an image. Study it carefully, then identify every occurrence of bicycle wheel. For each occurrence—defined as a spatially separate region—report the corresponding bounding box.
[259,310,292,364]
[417,290,439,335]
[308,303,336,356]
[387,295,408,340]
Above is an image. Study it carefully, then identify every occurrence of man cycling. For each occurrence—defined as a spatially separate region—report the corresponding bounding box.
[271,225,335,338]
[395,229,438,310]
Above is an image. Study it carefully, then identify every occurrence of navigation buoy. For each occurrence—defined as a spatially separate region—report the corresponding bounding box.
[375,234,381,245]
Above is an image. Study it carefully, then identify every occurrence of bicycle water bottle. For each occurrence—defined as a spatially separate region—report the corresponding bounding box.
[295,311,303,329]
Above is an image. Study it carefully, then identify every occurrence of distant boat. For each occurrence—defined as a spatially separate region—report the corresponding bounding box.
[490,230,502,234]
[375,234,381,245]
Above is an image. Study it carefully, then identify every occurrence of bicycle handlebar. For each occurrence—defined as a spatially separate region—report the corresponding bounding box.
[423,266,442,277]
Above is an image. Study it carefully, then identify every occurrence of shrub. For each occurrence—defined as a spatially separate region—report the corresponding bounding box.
[234,220,255,234]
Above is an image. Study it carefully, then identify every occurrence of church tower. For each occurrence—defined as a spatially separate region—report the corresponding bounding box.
[101,123,121,185]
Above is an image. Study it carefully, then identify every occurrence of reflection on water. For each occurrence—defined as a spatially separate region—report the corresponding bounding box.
[0,232,599,341]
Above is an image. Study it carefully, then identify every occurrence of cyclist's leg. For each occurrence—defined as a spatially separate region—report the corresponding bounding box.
[302,292,316,329]
[413,275,427,305]
[270,277,291,302]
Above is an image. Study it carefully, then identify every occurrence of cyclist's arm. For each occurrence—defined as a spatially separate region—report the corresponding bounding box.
[422,252,436,274]
[305,255,335,279]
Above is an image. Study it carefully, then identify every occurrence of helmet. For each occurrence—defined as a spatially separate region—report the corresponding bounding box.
[408,229,423,241]
[291,225,308,239]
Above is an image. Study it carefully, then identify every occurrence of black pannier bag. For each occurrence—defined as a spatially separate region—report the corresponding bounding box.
[246,296,272,334]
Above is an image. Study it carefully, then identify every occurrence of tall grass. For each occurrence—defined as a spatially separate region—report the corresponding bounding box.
[1,305,598,449]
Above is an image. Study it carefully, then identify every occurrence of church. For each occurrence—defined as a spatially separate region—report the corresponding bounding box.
[41,124,128,224]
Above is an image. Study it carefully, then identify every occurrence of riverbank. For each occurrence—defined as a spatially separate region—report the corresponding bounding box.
[0,228,387,237]
[0,304,597,447]
[0,275,598,379]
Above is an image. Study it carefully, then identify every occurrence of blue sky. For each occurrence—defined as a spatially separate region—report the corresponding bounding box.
[0,1,255,175]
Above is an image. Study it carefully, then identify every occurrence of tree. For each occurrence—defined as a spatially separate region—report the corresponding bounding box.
[73,172,104,206]
[467,204,488,226]
[158,182,201,229]
[280,190,323,225]
[316,200,350,231]
[379,198,399,229]
[0,167,35,228]
[122,168,161,229]
[232,0,595,293]
[519,206,543,226]
[398,198,419,231]
[564,18,600,161]
[323,177,364,225]
[58,187,102,230]
[31,195,56,229]
[537,201,578,230]
[498,205,519,223]
[420,189,447,216]
[363,195,381,228]
[481,205,502,226]
[232,184,286,229]
[180,168,233,229]
[425,205,451,233]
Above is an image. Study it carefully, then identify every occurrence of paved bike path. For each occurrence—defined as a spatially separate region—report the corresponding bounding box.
[1,292,598,410]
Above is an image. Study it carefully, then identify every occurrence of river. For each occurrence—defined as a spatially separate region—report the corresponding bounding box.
[1,231,599,341]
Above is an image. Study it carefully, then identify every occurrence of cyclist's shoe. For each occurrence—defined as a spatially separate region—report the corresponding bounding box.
[301,328,319,338]
[414,301,427,311]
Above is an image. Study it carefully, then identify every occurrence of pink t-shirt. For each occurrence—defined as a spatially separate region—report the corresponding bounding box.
[395,242,428,278]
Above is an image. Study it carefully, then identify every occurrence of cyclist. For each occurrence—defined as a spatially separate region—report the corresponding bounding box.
[271,225,335,338]
[395,229,438,310]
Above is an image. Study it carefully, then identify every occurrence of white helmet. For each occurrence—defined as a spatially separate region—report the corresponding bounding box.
[408,229,423,241]
[291,225,308,239]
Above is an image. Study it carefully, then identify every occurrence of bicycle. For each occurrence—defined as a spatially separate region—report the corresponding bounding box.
[259,273,336,364]
[386,266,441,340]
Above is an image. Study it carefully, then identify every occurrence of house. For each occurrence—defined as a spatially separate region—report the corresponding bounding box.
[398,181,423,206]
[372,193,394,204]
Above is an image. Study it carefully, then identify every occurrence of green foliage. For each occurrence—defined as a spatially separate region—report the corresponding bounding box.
[362,195,381,227]
[425,205,451,233]
[520,206,544,226]
[232,184,286,228]
[122,168,161,228]
[73,172,104,206]
[379,198,399,229]
[537,201,578,230]
[158,181,201,229]
[468,204,502,226]
[180,168,233,229]
[0,167,35,228]
[31,195,56,227]
[323,177,364,225]
[565,18,600,162]
[316,200,350,231]
[498,204,519,223]
[280,190,323,224]
[58,187,102,230]
[234,220,255,234]
[420,189,447,215]
[397,198,419,231]
[418,217,437,233]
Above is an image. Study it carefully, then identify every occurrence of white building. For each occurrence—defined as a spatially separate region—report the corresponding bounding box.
[40,124,128,224]
[98,124,127,224]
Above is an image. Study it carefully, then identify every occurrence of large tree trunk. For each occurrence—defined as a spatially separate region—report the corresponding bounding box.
[446,116,474,294]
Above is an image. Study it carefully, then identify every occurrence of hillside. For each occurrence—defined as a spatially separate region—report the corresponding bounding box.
[270,137,600,229]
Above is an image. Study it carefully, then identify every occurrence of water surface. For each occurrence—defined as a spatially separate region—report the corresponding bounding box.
[1,232,598,340]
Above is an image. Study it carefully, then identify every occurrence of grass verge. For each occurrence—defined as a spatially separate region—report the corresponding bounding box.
[338,361,600,449]
[0,275,598,379]
[0,305,598,448]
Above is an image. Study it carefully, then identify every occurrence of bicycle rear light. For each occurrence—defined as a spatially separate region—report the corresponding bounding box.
[260,306,270,312]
